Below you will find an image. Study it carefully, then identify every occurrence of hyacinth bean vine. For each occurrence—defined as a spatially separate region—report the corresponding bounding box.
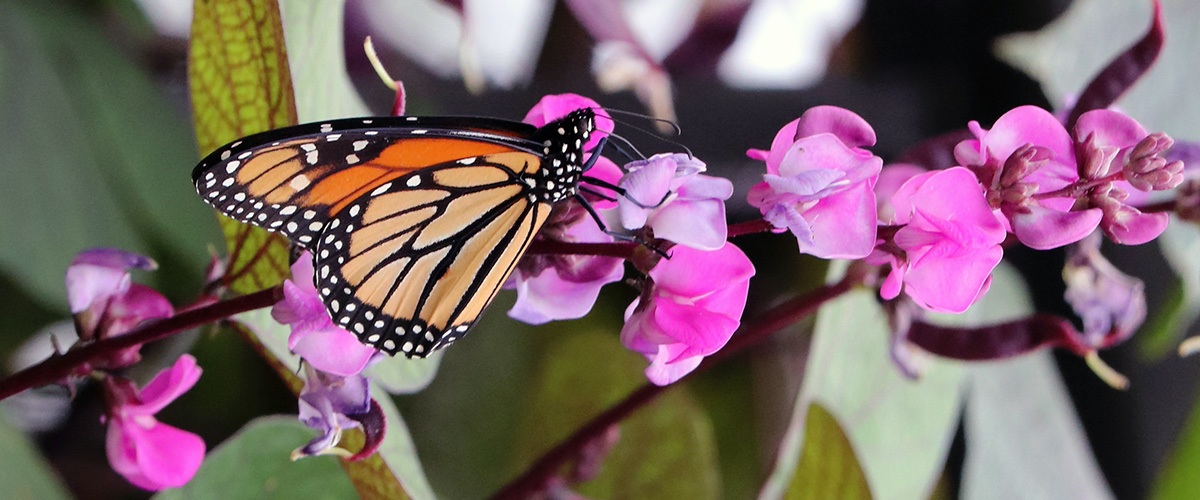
[3,0,1200,498]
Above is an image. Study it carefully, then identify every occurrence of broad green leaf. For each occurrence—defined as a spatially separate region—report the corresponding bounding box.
[154,417,355,500]
[189,0,296,294]
[961,352,1113,500]
[763,262,966,500]
[0,416,71,500]
[512,330,720,499]
[1154,384,1200,499]
[278,0,373,122]
[785,402,871,500]
[230,310,435,499]
[1142,218,1200,358]
[0,0,218,308]
[996,0,1200,137]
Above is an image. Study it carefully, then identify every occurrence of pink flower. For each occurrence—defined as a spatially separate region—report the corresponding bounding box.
[523,93,614,151]
[65,248,173,370]
[622,243,755,385]
[746,106,882,259]
[954,105,1103,250]
[1074,109,1176,244]
[874,163,927,223]
[874,167,1007,313]
[618,153,733,250]
[105,355,205,491]
[273,253,377,376]
[507,202,625,324]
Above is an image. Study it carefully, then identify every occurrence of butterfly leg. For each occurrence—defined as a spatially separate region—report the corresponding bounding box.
[572,194,669,259]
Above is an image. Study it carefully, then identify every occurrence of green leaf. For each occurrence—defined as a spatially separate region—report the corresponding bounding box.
[763,263,966,500]
[189,0,296,294]
[154,417,355,500]
[996,0,1199,136]
[0,0,219,308]
[1141,219,1200,358]
[0,415,71,500]
[511,329,720,499]
[278,0,373,122]
[1153,385,1200,499]
[960,351,1113,500]
[785,402,872,500]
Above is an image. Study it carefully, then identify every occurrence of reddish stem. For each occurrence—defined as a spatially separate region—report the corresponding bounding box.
[727,219,775,238]
[0,287,281,401]
[489,276,858,499]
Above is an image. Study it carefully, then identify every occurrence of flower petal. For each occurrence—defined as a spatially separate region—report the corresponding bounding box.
[1011,203,1103,250]
[129,355,202,416]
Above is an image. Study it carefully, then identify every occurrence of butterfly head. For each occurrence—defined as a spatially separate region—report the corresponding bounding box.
[531,108,599,204]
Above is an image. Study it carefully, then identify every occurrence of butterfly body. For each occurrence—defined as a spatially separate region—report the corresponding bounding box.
[194,110,597,357]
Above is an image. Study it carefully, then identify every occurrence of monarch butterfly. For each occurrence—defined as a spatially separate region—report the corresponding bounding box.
[193,109,603,358]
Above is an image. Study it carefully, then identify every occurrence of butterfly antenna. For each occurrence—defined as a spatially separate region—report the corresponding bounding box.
[602,113,695,159]
[603,132,648,162]
[603,108,683,136]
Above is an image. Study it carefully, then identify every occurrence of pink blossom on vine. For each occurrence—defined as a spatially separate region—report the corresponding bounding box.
[1074,109,1178,244]
[507,204,625,325]
[873,167,1006,313]
[874,163,926,222]
[273,254,377,377]
[105,355,205,491]
[65,248,173,369]
[746,106,882,259]
[523,93,614,151]
[618,153,733,250]
[622,243,755,385]
[955,105,1102,250]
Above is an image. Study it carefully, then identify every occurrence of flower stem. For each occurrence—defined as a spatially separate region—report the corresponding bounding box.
[489,276,857,499]
[727,219,775,238]
[0,287,282,401]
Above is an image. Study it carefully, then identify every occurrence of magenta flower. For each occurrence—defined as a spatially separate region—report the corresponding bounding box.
[66,248,172,342]
[618,153,733,250]
[1074,109,1179,244]
[954,105,1103,250]
[523,93,614,151]
[105,355,205,491]
[507,203,625,324]
[273,253,377,377]
[746,106,883,259]
[622,242,755,385]
[874,163,927,223]
[293,365,385,461]
[874,167,1007,313]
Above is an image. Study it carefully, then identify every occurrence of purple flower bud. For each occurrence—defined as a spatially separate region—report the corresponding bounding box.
[999,144,1051,187]
[1130,132,1173,161]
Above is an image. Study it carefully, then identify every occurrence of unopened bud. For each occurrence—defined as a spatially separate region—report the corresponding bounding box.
[1130,132,1173,161]
[1000,144,1050,187]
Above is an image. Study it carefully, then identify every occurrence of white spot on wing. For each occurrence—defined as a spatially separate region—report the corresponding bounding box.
[290,175,310,190]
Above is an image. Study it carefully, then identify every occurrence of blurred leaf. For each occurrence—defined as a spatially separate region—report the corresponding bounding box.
[278,0,372,122]
[189,0,295,295]
[1139,276,1191,359]
[997,0,1200,137]
[512,330,720,499]
[0,0,218,308]
[762,263,966,500]
[231,309,435,499]
[154,416,355,500]
[368,355,442,395]
[1142,219,1200,357]
[0,415,71,500]
[785,402,871,500]
[961,352,1114,500]
[1153,383,1200,499]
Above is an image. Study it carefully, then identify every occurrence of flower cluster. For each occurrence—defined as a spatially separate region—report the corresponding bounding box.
[503,94,752,385]
[64,249,205,490]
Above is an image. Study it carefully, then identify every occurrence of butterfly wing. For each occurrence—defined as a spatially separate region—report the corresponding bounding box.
[312,153,551,356]
[194,111,597,357]
[193,116,543,246]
